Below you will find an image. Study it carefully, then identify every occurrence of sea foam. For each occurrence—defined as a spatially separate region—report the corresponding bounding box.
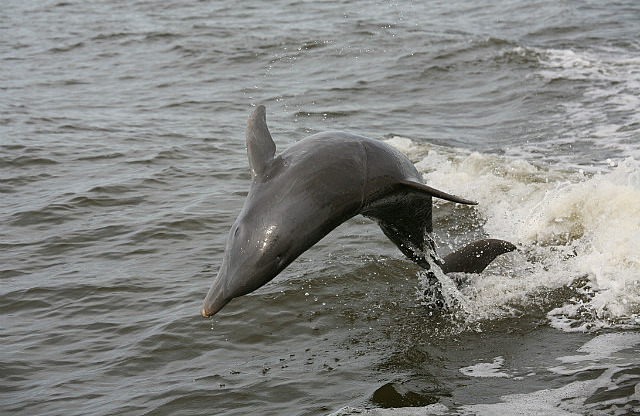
[387,137,640,330]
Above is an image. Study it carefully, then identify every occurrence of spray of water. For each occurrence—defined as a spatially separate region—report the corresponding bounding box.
[388,137,640,331]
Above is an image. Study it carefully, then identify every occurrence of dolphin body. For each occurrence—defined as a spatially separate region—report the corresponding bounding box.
[201,106,515,318]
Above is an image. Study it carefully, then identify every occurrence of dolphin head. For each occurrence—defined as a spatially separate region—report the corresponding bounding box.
[201,206,294,318]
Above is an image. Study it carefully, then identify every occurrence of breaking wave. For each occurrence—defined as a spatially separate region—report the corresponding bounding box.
[387,137,640,331]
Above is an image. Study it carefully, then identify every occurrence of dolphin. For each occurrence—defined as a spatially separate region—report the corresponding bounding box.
[201,106,515,318]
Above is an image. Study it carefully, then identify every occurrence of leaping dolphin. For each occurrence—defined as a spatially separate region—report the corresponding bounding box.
[201,106,515,318]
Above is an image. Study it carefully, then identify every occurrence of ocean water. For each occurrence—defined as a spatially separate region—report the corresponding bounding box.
[2,0,640,415]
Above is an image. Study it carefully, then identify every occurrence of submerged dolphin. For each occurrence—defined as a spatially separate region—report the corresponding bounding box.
[201,106,515,318]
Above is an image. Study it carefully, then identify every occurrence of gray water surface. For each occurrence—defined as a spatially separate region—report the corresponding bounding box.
[3,1,640,415]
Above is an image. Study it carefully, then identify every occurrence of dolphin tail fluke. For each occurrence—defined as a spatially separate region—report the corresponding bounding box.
[440,239,516,274]
[246,105,276,179]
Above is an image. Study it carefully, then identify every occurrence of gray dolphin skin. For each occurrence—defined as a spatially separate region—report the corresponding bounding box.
[201,106,515,318]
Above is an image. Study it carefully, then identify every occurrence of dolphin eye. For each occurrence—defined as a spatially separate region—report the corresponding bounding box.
[234,227,240,237]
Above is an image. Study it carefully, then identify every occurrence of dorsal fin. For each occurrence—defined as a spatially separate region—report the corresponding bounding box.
[246,105,276,179]
[398,180,478,205]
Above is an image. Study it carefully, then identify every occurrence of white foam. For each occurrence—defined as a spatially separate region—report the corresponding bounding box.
[459,356,511,378]
[459,333,640,415]
[329,404,449,416]
[331,333,640,416]
[386,138,640,330]
[555,332,640,366]
[460,386,586,416]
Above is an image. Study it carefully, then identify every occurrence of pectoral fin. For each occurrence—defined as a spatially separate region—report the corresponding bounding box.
[398,180,477,205]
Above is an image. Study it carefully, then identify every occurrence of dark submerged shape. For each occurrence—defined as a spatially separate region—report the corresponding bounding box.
[201,106,515,318]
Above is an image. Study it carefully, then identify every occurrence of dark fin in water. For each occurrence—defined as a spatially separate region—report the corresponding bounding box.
[440,239,516,274]
[246,105,276,179]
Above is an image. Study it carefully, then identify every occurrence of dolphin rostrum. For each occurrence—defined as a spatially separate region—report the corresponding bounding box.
[201,106,515,318]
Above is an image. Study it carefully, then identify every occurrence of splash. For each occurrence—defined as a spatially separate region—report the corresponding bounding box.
[416,259,469,317]
[387,137,640,331]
